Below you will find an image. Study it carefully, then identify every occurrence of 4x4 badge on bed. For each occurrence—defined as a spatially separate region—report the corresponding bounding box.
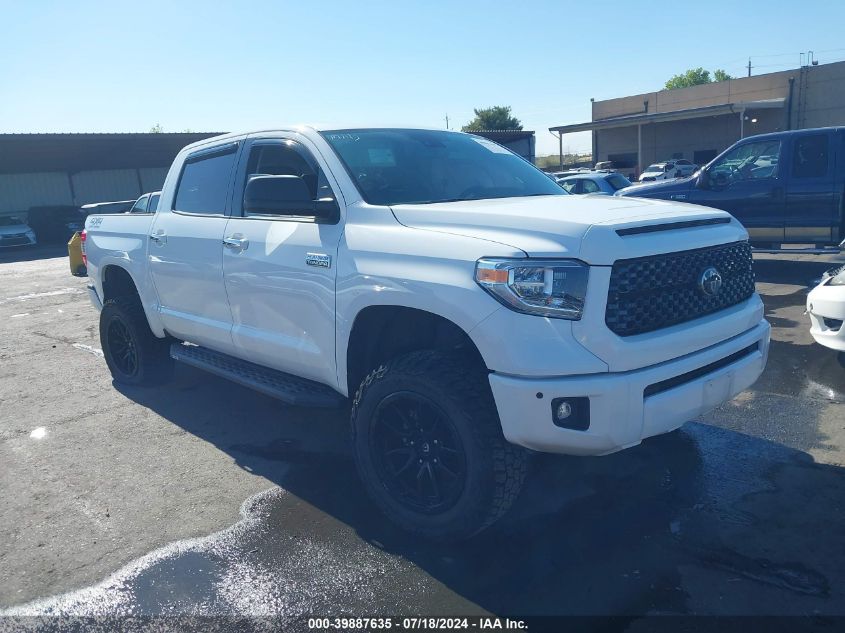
[699,267,723,296]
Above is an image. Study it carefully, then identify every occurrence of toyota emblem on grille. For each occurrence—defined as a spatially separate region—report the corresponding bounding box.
[698,267,723,296]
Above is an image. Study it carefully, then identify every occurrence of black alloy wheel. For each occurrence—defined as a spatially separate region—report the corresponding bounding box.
[370,391,467,514]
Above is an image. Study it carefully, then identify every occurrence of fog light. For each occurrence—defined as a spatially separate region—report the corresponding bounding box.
[551,397,590,430]
[556,401,572,420]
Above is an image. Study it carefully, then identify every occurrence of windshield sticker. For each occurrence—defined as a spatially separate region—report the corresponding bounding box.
[472,138,511,154]
[326,133,359,142]
[368,148,396,166]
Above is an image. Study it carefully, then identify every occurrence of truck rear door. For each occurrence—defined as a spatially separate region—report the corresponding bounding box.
[147,142,240,353]
[784,130,836,243]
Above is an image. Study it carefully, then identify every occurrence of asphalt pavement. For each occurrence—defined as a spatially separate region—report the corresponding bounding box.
[0,246,843,628]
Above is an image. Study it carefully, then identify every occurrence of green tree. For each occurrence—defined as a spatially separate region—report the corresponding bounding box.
[665,68,711,90]
[462,106,522,131]
[149,123,164,133]
[665,67,734,90]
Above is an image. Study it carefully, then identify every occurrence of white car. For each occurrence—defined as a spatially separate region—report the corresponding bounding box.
[807,264,845,352]
[639,159,697,182]
[83,126,770,540]
[0,215,37,248]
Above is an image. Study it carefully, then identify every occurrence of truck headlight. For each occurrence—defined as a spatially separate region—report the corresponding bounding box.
[475,258,589,319]
[824,264,845,286]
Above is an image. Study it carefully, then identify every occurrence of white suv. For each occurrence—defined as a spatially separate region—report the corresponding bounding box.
[639,159,697,182]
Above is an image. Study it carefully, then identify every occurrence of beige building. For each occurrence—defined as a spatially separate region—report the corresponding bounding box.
[550,60,845,177]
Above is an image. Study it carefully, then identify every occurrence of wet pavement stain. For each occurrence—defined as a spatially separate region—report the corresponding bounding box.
[696,548,829,597]
[3,488,457,618]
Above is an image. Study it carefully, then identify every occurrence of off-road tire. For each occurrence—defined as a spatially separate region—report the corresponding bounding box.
[351,350,527,541]
[100,297,173,386]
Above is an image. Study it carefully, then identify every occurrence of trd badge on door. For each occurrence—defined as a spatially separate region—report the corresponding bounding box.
[305,253,331,268]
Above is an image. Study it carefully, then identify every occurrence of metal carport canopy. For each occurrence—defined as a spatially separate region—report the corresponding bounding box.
[549,98,785,174]
[549,98,785,134]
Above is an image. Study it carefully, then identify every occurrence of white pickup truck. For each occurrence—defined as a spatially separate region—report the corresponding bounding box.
[83,127,770,540]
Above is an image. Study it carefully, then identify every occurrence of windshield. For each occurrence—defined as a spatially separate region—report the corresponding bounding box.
[321,129,564,205]
[0,216,24,226]
[644,164,665,173]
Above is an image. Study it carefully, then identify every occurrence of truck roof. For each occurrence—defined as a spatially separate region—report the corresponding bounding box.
[178,126,481,154]
[734,126,845,142]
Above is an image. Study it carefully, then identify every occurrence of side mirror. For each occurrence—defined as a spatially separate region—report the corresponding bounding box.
[696,170,710,190]
[244,175,338,221]
[244,175,311,214]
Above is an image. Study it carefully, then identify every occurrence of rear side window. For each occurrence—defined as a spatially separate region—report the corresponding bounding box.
[605,174,631,190]
[129,195,149,213]
[792,134,829,179]
[581,179,601,193]
[174,144,238,214]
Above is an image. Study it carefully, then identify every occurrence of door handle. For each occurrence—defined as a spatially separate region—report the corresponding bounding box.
[149,231,167,245]
[223,235,249,251]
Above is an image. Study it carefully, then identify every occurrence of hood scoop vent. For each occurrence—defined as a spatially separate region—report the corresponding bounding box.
[616,217,730,236]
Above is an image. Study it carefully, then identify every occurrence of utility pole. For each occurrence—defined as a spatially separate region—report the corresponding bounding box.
[747,58,752,77]
[445,114,449,130]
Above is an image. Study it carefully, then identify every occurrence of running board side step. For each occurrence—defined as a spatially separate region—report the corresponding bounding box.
[170,343,346,408]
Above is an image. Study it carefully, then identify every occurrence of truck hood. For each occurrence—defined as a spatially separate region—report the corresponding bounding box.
[617,175,696,197]
[390,195,748,265]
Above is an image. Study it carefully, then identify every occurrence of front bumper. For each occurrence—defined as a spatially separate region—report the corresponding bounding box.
[807,281,845,351]
[0,234,36,248]
[489,319,770,456]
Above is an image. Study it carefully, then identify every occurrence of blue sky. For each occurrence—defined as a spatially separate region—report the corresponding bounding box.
[3,0,845,155]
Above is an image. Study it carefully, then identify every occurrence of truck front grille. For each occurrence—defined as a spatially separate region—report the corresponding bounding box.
[605,241,755,336]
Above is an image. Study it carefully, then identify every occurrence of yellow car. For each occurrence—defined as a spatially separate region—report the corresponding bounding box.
[68,231,86,277]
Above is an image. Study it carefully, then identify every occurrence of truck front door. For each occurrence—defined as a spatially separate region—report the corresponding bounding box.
[691,138,785,244]
[147,142,240,352]
[784,131,836,243]
[222,135,343,389]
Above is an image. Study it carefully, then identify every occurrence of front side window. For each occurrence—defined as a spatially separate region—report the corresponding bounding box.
[149,193,160,212]
[792,134,829,179]
[322,129,563,206]
[241,141,335,217]
[709,139,781,185]
[560,179,579,194]
[173,145,238,214]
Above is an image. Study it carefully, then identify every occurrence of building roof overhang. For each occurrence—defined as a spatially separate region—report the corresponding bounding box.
[549,98,785,134]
